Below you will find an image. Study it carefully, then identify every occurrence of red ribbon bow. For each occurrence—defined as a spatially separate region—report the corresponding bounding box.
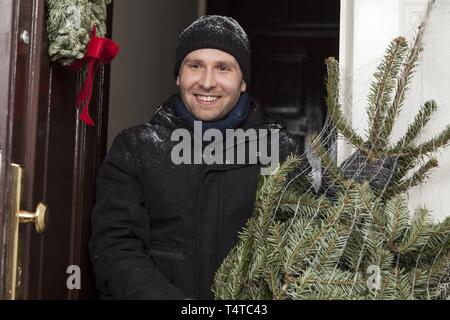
[68,26,119,126]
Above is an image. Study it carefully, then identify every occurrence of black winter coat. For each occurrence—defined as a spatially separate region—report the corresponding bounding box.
[89,94,306,299]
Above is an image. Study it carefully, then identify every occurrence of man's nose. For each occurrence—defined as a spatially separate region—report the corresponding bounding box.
[198,68,217,90]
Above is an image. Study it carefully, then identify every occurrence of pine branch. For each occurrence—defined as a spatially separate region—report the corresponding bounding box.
[395,158,439,193]
[284,193,348,277]
[286,269,367,299]
[367,37,408,149]
[267,222,288,293]
[395,269,414,299]
[277,190,326,220]
[408,269,432,299]
[380,0,435,143]
[384,195,410,245]
[375,271,398,299]
[310,225,351,272]
[413,125,450,155]
[325,57,365,148]
[250,157,303,282]
[393,100,438,150]
[382,156,419,198]
[354,183,386,230]
[397,207,432,254]
[413,216,450,260]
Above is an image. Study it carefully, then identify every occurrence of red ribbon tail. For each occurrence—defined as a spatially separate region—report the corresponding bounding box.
[77,60,97,126]
[75,81,89,109]
[80,103,95,126]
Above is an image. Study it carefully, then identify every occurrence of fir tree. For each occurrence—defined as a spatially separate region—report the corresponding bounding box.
[213,0,450,300]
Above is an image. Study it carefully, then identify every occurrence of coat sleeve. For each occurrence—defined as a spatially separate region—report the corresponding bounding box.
[89,130,187,299]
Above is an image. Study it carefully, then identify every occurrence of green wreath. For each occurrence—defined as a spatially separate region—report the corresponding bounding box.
[46,0,112,66]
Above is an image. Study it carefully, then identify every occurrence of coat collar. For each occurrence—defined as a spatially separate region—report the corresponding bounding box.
[149,93,284,132]
[148,93,286,172]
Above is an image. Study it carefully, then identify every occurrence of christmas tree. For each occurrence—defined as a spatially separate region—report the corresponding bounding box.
[213,0,450,300]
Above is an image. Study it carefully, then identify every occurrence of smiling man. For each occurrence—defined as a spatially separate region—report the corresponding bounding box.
[89,15,307,300]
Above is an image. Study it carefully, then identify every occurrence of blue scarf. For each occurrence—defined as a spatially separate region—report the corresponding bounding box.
[174,92,250,134]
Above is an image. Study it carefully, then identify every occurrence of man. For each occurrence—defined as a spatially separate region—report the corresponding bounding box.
[89,15,392,300]
[89,15,307,300]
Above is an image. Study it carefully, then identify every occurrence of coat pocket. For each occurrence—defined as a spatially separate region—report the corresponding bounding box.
[149,242,186,289]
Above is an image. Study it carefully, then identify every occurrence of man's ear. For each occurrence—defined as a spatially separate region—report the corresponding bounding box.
[241,80,247,92]
[176,76,180,86]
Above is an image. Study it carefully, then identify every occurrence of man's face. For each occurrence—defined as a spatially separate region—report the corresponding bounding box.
[176,48,247,121]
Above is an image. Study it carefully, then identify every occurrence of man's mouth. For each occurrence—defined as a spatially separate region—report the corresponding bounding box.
[194,94,221,104]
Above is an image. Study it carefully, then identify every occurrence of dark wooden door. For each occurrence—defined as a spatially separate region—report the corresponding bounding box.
[207,0,340,152]
[0,0,111,299]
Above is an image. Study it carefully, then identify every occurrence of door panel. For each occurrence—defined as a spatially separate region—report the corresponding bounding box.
[0,0,112,299]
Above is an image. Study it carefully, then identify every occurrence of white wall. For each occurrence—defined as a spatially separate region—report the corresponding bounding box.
[108,0,203,148]
[339,0,450,221]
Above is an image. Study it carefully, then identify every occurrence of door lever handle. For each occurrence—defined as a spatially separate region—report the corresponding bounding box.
[18,202,48,234]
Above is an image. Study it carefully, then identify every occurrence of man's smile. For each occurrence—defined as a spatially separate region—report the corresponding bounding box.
[194,94,221,105]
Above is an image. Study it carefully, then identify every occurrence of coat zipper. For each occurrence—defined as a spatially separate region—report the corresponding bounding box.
[218,173,223,266]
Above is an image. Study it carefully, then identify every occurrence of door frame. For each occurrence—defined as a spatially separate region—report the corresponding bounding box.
[0,0,15,299]
[0,0,47,299]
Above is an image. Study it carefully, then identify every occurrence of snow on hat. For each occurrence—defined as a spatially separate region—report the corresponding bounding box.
[173,15,251,84]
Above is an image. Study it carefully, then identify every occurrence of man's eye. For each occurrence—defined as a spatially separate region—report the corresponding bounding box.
[189,64,200,69]
[217,65,230,71]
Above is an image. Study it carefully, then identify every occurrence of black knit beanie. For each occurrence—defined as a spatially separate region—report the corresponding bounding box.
[173,15,251,85]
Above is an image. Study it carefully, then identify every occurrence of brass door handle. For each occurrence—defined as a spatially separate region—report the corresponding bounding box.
[5,164,49,299]
[18,202,48,234]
